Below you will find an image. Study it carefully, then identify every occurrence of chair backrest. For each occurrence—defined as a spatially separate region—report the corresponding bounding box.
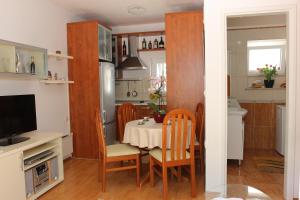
[195,103,204,147]
[95,110,106,159]
[117,103,137,142]
[162,109,196,163]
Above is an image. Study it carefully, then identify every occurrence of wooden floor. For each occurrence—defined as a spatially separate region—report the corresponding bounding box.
[228,150,284,200]
[39,150,284,200]
[39,158,206,200]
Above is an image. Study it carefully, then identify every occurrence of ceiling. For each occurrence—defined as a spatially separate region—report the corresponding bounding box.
[50,0,203,26]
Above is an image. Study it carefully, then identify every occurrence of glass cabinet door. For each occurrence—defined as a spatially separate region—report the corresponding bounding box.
[105,28,112,61]
[0,44,16,73]
[98,25,106,60]
[98,25,112,62]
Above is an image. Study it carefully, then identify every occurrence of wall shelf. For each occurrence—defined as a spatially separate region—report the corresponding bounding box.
[40,80,74,84]
[115,78,142,81]
[113,30,165,37]
[137,48,165,52]
[48,52,74,60]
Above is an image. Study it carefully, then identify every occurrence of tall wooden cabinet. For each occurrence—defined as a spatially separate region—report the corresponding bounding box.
[166,11,204,112]
[67,21,112,159]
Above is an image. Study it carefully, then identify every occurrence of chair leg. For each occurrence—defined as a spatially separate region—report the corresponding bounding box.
[98,158,102,182]
[136,155,140,186]
[150,156,154,186]
[102,161,106,192]
[190,162,196,197]
[162,166,168,200]
[177,167,182,182]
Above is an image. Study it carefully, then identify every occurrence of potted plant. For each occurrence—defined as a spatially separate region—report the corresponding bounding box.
[148,76,166,123]
[257,64,278,88]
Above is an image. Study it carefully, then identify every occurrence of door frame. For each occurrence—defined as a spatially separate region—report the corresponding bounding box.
[219,5,297,200]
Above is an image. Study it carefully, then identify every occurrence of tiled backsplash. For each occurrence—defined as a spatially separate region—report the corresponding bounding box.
[115,50,166,102]
[115,80,150,101]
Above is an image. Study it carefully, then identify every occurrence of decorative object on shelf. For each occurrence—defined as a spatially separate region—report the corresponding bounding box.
[55,50,61,54]
[148,76,166,123]
[15,52,21,73]
[159,36,164,48]
[257,64,278,88]
[54,73,58,80]
[251,80,263,88]
[148,41,152,49]
[154,38,159,49]
[48,70,52,80]
[142,38,147,49]
[280,82,286,88]
[30,56,36,75]
[122,41,127,56]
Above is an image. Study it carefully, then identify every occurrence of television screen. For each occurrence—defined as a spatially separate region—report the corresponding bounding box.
[0,94,37,139]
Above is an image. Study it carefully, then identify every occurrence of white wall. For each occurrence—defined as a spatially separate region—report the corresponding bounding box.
[204,0,300,199]
[0,0,81,134]
[228,25,286,102]
[112,23,165,34]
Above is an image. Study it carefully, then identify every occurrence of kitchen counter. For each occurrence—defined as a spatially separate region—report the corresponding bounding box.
[115,100,167,106]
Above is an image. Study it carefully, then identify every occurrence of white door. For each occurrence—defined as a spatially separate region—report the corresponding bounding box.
[0,152,26,200]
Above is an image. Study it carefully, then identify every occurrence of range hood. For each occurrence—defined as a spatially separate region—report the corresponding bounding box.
[118,36,147,70]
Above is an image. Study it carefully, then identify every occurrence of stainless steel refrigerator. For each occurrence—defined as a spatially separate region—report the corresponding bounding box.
[99,61,116,145]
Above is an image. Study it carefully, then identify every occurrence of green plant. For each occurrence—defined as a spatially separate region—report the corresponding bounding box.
[257,64,278,80]
[148,76,166,114]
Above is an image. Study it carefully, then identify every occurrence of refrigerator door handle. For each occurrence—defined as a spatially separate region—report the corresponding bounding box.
[102,110,107,123]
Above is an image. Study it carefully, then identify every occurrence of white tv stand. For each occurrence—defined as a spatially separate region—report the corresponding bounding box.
[0,131,64,200]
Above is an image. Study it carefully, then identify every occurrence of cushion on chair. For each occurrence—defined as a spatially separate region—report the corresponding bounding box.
[107,144,140,157]
[149,148,190,162]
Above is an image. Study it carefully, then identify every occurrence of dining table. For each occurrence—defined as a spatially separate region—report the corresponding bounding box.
[123,118,193,149]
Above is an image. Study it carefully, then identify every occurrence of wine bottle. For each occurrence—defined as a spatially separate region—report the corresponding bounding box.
[122,41,127,56]
[148,41,153,49]
[30,56,35,74]
[142,38,147,49]
[154,39,159,49]
[159,36,164,48]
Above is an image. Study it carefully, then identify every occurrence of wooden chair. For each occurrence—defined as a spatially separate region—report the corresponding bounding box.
[195,102,205,173]
[117,103,137,142]
[95,110,140,192]
[149,109,196,200]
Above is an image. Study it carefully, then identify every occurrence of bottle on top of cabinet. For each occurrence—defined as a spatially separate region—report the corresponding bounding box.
[142,38,147,49]
[122,41,127,56]
[159,36,164,48]
[148,41,152,49]
[154,38,159,49]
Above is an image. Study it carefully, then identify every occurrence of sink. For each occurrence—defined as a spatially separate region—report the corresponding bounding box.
[228,98,248,117]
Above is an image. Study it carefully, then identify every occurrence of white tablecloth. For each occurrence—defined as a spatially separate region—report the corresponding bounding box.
[123,118,192,149]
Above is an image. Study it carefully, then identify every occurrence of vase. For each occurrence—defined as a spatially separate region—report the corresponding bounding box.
[264,80,275,88]
[153,112,166,123]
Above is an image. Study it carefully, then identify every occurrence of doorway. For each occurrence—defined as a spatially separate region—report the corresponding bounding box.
[226,13,287,199]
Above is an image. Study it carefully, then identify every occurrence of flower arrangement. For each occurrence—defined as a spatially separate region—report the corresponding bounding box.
[148,76,166,122]
[257,64,278,80]
[257,64,279,88]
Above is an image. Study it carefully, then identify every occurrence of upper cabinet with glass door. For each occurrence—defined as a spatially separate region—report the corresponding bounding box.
[0,39,47,78]
[98,25,112,62]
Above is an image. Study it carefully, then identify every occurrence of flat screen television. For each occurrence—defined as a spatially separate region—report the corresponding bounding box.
[0,94,37,146]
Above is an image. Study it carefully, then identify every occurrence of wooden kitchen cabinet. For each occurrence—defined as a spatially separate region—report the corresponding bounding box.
[165,11,205,112]
[67,20,111,159]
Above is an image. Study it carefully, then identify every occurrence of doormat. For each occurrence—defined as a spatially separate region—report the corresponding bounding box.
[253,156,284,173]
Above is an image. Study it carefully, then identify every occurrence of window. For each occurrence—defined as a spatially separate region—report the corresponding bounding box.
[247,39,286,75]
[150,59,167,92]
